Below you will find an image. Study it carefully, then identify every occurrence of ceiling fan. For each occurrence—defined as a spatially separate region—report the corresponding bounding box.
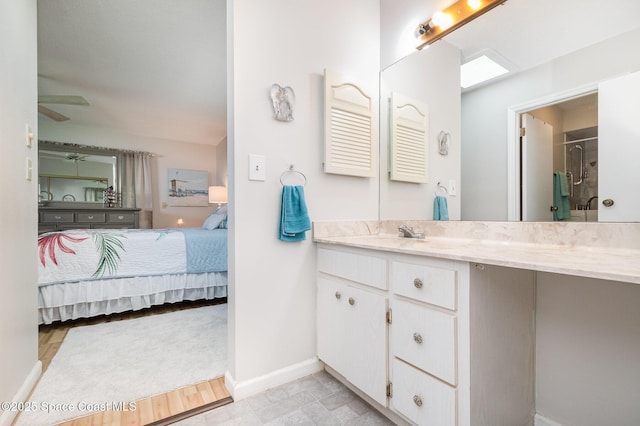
[38,95,89,122]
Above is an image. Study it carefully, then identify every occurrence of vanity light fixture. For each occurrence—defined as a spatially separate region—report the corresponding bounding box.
[416,0,508,50]
[208,185,228,208]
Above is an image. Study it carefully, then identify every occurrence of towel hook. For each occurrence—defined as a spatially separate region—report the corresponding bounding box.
[280,165,307,186]
[435,181,448,196]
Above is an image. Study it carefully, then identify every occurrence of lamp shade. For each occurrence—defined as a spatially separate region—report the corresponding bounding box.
[208,186,228,204]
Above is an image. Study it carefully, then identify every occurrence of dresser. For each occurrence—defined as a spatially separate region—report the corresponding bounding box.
[317,244,535,425]
[38,206,140,233]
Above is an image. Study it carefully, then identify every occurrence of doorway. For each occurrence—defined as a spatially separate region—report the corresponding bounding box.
[506,86,598,221]
[519,93,598,221]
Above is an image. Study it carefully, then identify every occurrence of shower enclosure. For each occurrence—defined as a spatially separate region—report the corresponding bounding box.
[564,126,598,220]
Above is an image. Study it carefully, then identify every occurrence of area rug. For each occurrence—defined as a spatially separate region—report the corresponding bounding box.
[16,304,227,426]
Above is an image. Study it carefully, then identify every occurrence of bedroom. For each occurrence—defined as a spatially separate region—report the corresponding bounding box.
[3,1,640,426]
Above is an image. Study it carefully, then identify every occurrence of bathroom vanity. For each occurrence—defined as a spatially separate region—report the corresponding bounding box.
[314,220,640,426]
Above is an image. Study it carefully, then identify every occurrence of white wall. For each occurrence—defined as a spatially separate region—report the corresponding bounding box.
[0,1,40,424]
[227,0,379,394]
[461,28,640,221]
[379,42,461,220]
[536,273,640,425]
[39,123,218,228]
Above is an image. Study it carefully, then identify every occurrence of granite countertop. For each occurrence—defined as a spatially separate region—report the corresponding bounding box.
[313,220,640,285]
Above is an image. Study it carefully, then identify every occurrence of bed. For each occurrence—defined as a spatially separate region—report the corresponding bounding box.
[37,226,227,324]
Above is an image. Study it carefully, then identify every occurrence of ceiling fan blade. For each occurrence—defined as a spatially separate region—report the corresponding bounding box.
[38,95,89,106]
[38,105,70,122]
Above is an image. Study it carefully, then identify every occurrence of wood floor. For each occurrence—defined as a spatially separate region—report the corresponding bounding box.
[30,299,232,426]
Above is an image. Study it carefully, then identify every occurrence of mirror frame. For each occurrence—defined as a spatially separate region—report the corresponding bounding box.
[38,140,123,207]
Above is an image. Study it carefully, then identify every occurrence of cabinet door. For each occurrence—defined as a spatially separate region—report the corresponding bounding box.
[317,277,388,405]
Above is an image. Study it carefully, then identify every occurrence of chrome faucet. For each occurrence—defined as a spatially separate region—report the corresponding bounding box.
[398,225,424,239]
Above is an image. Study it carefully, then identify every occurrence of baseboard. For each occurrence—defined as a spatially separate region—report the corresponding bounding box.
[225,357,323,400]
[535,413,564,426]
[0,361,42,426]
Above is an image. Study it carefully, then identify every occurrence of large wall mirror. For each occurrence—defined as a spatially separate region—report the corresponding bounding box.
[379,0,640,222]
[38,141,121,205]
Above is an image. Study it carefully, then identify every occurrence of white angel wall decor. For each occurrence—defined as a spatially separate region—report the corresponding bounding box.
[270,84,295,121]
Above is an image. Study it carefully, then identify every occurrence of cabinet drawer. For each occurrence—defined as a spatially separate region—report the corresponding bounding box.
[391,260,456,310]
[106,212,134,223]
[318,248,387,290]
[392,299,456,385]
[77,212,106,223]
[42,212,74,223]
[59,224,90,230]
[391,358,456,426]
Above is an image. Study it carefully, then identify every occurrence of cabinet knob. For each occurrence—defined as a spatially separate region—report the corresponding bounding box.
[413,278,423,289]
[602,198,614,207]
[348,297,355,306]
[413,395,423,407]
[335,291,341,300]
[413,333,423,344]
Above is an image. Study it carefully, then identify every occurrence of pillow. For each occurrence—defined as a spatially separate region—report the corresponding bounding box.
[202,205,228,230]
[202,213,225,230]
[213,205,227,215]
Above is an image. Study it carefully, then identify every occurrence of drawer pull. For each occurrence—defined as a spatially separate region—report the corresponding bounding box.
[413,395,423,407]
[348,297,355,306]
[117,215,124,220]
[335,291,341,300]
[413,333,423,344]
[54,216,62,220]
[87,215,94,219]
[413,278,423,289]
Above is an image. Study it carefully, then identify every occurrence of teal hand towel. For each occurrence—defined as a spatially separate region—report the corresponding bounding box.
[279,185,311,242]
[553,172,571,221]
[433,195,449,221]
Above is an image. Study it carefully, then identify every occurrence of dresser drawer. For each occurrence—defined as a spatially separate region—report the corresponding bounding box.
[391,358,456,426]
[77,212,106,223]
[392,299,456,385]
[317,248,387,290]
[106,212,134,223]
[42,212,74,223]
[391,260,457,310]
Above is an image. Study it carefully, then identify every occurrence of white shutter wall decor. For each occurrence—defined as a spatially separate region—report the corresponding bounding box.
[323,69,376,177]
[389,92,429,183]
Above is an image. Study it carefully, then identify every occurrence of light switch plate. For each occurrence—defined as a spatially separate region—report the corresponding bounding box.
[26,157,32,181]
[26,124,34,148]
[249,154,266,181]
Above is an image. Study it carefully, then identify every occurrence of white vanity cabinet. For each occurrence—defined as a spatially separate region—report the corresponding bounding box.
[317,244,536,426]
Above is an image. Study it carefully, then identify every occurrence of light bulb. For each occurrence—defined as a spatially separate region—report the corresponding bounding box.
[467,0,482,10]
[432,11,454,30]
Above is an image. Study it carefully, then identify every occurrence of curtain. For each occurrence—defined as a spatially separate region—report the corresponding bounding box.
[121,152,153,228]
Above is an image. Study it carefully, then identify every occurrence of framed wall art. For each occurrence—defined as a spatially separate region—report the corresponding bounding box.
[167,168,209,207]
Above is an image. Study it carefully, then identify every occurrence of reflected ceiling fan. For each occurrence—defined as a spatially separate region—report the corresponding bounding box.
[38,95,90,122]
[40,151,89,162]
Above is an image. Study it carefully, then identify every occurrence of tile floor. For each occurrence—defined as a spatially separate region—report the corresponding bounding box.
[175,370,397,425]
